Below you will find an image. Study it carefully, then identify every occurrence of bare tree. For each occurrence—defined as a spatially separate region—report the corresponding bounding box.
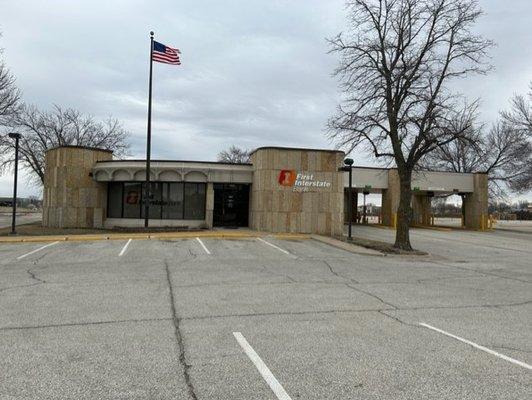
[424,118,530,226]
[0,104,130,184]
[328,0,493,250]
[500,84,532,193]
[217,145,251,163]
[428,87,532,198]
[502,83,532,138]
[0,38,21,126]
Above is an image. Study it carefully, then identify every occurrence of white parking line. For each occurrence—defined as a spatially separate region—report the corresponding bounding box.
[256,237,290,255]
[233,332,293,400]
[419,322,532,370]
[118,238,132,257]
[17,241,59,260]
[196,237,211,255]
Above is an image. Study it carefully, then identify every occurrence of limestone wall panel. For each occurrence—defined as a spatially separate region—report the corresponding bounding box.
[250,147,344,235]
[43,146,112,229]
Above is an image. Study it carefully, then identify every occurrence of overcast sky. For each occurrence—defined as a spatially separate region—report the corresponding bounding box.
[1,0,531,200]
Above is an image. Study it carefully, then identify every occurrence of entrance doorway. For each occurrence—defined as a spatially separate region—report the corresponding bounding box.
[213,183,250,227]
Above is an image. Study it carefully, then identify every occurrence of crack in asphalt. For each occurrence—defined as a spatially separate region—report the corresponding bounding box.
[2,298,530,331]
[0,264,48,294]
[377,310,420,328]
[0,282,41,293]
[26,268,46,284]
[322,260,360,284]
[179,298,532,322]
[182,308,391,321]
[345,283,399,309]
[0,317,173,331]
[429,260,532,284]
[164,260,198,400]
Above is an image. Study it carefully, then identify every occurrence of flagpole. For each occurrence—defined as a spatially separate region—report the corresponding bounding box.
[144,31,154,228]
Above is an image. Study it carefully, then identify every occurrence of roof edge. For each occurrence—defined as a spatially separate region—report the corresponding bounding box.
[249,146,345,156]
[96,159,253,166]
[46,145,114,153]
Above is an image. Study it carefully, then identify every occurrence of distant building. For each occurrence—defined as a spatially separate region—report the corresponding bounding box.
[0,197,42,208]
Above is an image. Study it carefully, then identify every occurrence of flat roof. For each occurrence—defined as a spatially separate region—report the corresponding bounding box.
[249,146,345,155]
[96,159,252,166]
[46,145,114,153]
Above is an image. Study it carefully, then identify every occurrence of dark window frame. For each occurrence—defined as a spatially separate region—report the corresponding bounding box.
[106,181,207,220]
[183,182,207,220]
[106,181,123,219]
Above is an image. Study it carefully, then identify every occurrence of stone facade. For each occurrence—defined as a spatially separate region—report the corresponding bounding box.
[381,169,400,226]
[43,146,112,228]
[411,194,432,226]
[463,173,489,230]
[249,147,345,235]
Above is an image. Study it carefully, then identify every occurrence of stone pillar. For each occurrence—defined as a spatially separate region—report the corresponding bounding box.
[463,173,489,230]
[411,194,432,226]
[205,182,214,229]
[250,147,345,236]
[381,169,400,226]
[43,146,113,228]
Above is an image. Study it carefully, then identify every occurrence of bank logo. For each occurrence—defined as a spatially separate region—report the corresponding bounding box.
[126,191,139,204]
[278,170,332,192]
[278,170,296,186]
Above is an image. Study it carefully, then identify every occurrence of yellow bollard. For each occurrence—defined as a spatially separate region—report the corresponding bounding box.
[392,213,397,229]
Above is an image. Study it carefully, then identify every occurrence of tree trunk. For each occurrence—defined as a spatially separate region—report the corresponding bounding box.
[394,170,413,251]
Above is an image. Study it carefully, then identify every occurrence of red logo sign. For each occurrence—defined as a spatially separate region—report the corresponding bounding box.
[126,191,139,204]
[278,170,296,186]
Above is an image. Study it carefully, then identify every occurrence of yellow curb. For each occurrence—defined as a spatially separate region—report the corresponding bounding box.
[272,233,310,240]
[311,234,383,256]
[0,230,312,244]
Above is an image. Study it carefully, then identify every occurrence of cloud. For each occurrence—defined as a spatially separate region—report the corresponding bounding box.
[0,0,531,201]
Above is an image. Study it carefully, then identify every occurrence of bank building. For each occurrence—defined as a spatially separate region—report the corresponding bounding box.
[42,145,489,234]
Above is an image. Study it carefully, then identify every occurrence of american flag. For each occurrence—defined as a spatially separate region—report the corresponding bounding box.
[152,41,181,65]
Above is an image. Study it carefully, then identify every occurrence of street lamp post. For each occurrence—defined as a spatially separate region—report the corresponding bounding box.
[342,158,354,241]
[8,132,22,235]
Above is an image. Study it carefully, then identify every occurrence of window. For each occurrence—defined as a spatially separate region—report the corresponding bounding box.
[140,182,163,219]
[107,182,123,218]
[122,183,142,218]
[163,183,184,219]
[184,183,206,220]
[108,181,206,220]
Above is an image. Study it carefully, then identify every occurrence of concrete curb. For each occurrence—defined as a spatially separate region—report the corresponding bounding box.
[311,235,384,256]
[0,230,310,244]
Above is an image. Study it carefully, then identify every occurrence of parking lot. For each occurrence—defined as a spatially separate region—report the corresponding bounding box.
[0,229,530,399]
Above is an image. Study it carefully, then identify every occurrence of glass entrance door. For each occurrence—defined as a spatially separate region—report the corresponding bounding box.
[213,184,250,227]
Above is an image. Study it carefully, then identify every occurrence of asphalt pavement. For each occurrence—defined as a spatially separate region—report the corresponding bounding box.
[0,230,530,399]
